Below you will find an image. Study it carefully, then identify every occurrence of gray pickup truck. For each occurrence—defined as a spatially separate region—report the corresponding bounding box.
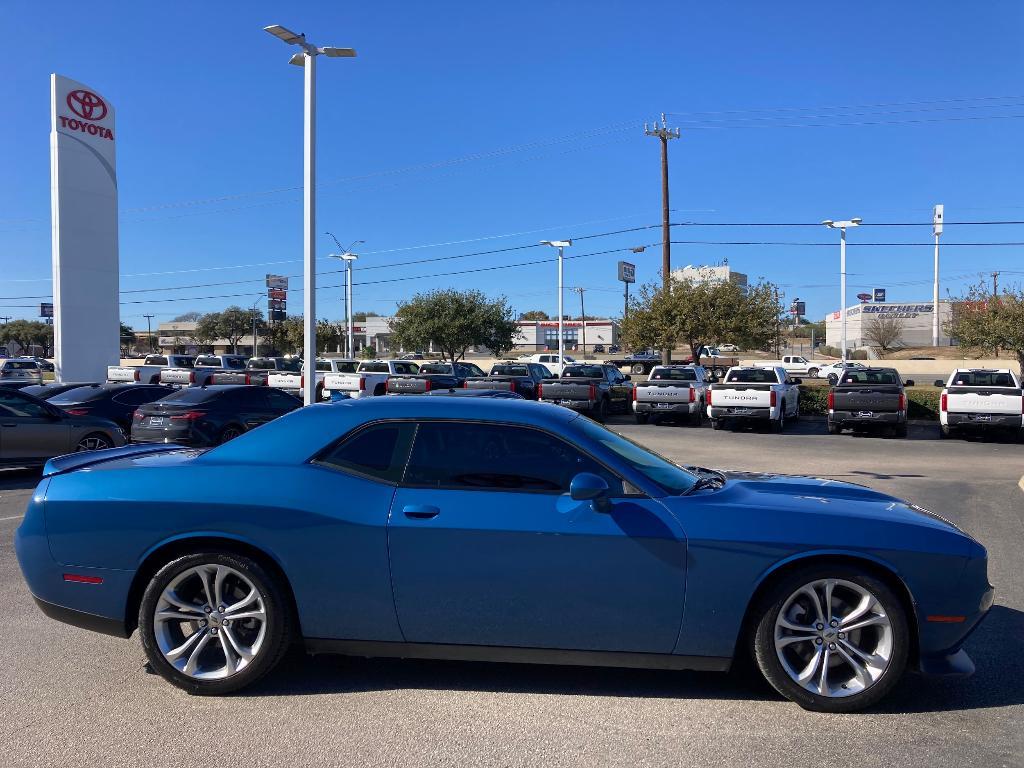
[159,354,248,386]
[537,363,632,422]
[828,367,914,437]
[386,362,486,394]
[632,365,712,425]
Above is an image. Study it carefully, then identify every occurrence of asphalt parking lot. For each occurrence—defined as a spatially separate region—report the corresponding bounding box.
[1,420,1021,768]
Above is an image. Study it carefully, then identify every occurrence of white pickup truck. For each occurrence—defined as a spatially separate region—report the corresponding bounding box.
[939,368,1023,439]
[707,365,801,432]
[267,359,358,401]
[757,355,820,378]
[322,359,421,399]
[107,354,195,384]
[159,354,248,386]
[632,365,712,426]
[517,353,577,377]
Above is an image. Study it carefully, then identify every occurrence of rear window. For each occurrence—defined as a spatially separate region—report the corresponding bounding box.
[316,361,334,372]
[169,357,195,368]
[421,364,452,374]
[247,358,275,370]
[726,369,779,384]
[651,368,697,382]
[2,360,39,370]
[144,356,168,366]
[840,370,900,385]
[951,371,1016,387]
[563,366,604,378]
[158,387,219,403]
[49,385,105,403]
[359,362,390,373]
[491,365,529,377]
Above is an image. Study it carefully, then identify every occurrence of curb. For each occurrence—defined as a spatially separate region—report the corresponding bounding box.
[799,414,936,427]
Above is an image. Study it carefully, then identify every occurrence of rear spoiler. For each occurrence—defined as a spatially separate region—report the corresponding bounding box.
[42,443,185,479]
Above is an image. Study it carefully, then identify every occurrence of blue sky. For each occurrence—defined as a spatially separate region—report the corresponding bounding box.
[2,1,1023,329]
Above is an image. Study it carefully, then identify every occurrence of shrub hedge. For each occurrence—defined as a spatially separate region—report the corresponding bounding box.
[798,384,940,420]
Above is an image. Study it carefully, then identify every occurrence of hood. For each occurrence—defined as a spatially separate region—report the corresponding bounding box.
[702,469,966,535]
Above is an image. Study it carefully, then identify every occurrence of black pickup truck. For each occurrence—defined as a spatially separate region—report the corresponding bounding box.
[463,362,552,400]
[828,367,915,437]
[386,361,486,394]
[537,363,632,421]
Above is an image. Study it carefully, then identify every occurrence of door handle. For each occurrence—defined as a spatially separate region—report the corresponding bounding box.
[403,504,440,520]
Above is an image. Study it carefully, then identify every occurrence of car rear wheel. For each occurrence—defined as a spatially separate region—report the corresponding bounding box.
[220,425,244,444]
[807,368,819,378]
[827,421,841,435]
[752,566,909,712]
[711,418,724,430]
[635,413,649,425]
[773,408,786,433]
[75,433,113,452]
[139,552,291,695]
[631,363,645,375]
[592,397,608,423]
[939,424,951,439]
[690,402,704,427]
[827,374,839,386]
[894,423,908,438]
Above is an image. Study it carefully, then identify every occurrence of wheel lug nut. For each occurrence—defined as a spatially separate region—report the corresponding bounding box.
[198,620,207,627]
[830,619,839,627]
[815,638,823,645]
[816,624,824,631]
[223,620,231,627]
[218,605,226,612]
[204,606,212,613]
[828,642,836,650]
[838,632,845,640]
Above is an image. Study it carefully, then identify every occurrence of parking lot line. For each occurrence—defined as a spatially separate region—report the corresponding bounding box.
[0,514,25,522]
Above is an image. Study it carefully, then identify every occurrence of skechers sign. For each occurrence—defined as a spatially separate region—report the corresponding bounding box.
[58,89,114,140]
[848,304,934,319]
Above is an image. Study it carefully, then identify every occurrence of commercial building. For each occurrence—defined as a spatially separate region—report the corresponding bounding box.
[512,319,620,353]
[824,301,954,350]
[671,264,748,291]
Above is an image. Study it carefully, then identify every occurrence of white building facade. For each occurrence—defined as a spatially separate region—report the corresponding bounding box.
[671,264,748,290]
[824,301,954,349]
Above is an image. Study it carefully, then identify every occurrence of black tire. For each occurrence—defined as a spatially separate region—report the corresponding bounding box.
[219,424,244,444]
[631,363,645,375]
[939,424,951,439]
[894,423,908,439]
[827,374,839,386]
[139,551,292,695]
[752,564,910,713]
[711,418,724,431]
[592,397,608,423]
[827,421,841,435]
[75,432,114,452]
[690,401,704,427]
[807,368,819,378]
[635,413,649,425]
[712,366,726,379]
[773,407,786,433]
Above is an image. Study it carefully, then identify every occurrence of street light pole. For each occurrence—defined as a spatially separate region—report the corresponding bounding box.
[541,240,572,367]
[143,314,155,353]
[933,204,943,347]
[325,234,364,357]
[823,218,862,362]
[571,287,587,356]
[250,297,262,358]
[264,24,356,404]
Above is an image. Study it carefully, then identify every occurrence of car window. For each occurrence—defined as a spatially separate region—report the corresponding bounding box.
[144,356,168,366]
[280,359,302,373]
[359,362,390,373]
[421,364,451,374]
[573,419,698,495]
[392,362,418,375]
[403,421,623,494]
[157,387,217,404]
[1,360,39,370]
[247,358,275,370]
[315,361,334,372]
[951,371,1015,387]
[50,385,105,404]
[725,369,778,384]
[491,365,529,377]
[563,366,604,378]
[651,368,697,381]
[0,390,52,418]
[841,370,899,385]
[315,422,415,482]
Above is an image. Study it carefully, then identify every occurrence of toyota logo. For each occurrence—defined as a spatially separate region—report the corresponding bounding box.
[66,90,107,121]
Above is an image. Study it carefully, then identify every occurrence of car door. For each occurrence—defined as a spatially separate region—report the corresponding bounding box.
[0,390,71,461]
[606,366,630,410]
[387,420,687,653]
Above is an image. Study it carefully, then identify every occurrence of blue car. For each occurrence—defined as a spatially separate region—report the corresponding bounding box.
[15,398,992,712]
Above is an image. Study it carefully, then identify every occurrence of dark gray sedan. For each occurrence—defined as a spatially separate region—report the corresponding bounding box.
[0,388,126,468]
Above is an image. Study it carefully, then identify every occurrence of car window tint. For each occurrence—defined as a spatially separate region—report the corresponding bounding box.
[952,371,1015,387]
[726,369,777,383]
[563,366,604,378]
[144,356,168,366]
[265,389,299,409]
[2,361,39,370]
[316,361,333,372]
[651,368,696,381]
[0,391,51,418]
[50,386,105,403]
[158,387,218,403]
[359,362,390,373]
[112,388,169,406]
[421,364,451,374]
[403,421,623,494]
[316,422,414,482]
[491,365,529,376]
[247,358,274,370]
[841,370,899,385]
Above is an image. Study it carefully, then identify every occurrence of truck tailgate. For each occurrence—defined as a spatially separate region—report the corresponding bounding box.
[540,381,595,401]
[268,372,301,390]
[635,382,693,404]
[159,368,196,385]
[710,384,773,408]
[833,387,902,412]
[387,376,432,394]
[107,366,143,383]
[465,377,516,392]
[946,387,1023,414]
[323,372,361,393]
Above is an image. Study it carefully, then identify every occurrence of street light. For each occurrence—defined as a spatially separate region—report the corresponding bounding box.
[325,234,364,357]
[540,240,572,365]
[264,23,356,405]
[822,218,862,361]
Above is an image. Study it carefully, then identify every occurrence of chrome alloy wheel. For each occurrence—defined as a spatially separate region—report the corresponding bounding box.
[774,578,893,698]
[154,564,267,680]
[75,435,112,451]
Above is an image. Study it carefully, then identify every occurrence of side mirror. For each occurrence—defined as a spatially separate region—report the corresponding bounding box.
[624,374,632,381]
[793,377,803,385]
[933,379,944,388]
[707,375,718,383]
[569,472,611,512]
[904,379,915,387]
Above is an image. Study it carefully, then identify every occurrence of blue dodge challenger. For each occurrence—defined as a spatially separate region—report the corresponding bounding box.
[15,397,992,712]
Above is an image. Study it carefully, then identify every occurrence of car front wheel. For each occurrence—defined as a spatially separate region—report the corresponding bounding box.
[752,566,909,712]
[139,551,291,695]
[76,433,113,452]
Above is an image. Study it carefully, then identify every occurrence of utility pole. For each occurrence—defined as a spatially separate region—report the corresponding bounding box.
[645,113,680,365]
[932,204,943,347]
[143,314,155,352]
[991,271,1000,295]
[571,287,587,357]
[0,316,10,324]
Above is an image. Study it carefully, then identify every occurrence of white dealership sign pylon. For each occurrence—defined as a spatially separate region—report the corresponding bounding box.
[50,74,119,382]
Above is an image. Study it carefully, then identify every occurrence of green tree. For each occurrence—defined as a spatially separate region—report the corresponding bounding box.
[119,322,136,356]
[195,307,262,353]
[194,312,221,346]
[316,318,345,354]
[0,320,52,356]
[620,276,781,361]
[519,310,550,321]
[946,281,1024,369]
[389,289,519,361]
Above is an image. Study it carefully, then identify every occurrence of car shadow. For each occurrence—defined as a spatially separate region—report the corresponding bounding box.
[0,468,42,491]
[241,605,1024,714]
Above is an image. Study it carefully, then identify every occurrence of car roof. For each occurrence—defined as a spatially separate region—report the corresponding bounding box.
[201,396,577,466]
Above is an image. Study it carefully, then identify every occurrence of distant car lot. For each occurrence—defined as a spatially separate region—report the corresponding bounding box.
[0,419,1019,766]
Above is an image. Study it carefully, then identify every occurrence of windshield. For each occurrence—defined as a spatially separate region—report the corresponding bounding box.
[563,365,604,378]
[573,418,697,495]
[726,369,778,383]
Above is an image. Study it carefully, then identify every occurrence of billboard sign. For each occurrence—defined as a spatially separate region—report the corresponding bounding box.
[856,292,872,302]
[39,302,54,318]
[50,74,119,382]
[790,301,806,316]
[873,288,886,302]
[617,261,636,283]
[267,288,286,300]
[266,274,289,290]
